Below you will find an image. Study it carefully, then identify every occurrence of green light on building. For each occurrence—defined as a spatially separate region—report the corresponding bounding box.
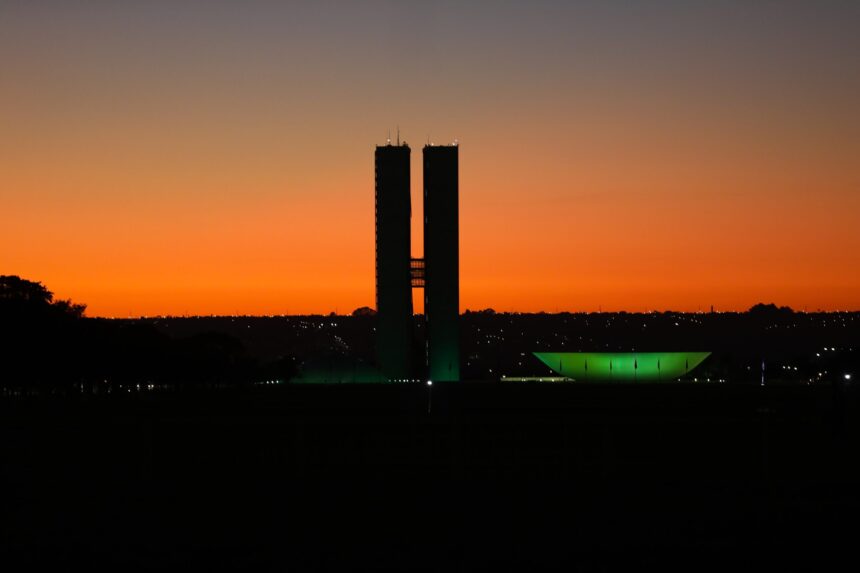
[533,352,711,382]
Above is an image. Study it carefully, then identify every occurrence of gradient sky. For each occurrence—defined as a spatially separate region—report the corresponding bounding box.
[2,1,858,316]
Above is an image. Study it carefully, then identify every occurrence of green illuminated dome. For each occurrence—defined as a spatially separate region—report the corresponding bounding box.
[533,352,711,382]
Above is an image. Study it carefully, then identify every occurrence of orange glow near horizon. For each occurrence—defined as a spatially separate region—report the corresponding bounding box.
[2,3,859,316]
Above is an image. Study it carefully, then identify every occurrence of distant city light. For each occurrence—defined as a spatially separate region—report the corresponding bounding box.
[845,374,852,381]
[427,380,433,386]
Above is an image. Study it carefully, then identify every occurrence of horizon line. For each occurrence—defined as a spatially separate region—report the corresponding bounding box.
[89,307,860,319]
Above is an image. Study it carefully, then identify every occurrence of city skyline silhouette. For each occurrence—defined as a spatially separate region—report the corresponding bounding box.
[2,4,860,569]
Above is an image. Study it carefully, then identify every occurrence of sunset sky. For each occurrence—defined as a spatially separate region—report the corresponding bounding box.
[2,1,858,316]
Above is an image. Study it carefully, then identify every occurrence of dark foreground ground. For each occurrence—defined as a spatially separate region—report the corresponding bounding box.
[2,382,859,571]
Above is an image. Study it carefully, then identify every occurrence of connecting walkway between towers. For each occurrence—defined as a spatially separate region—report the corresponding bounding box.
[410,258,425,288]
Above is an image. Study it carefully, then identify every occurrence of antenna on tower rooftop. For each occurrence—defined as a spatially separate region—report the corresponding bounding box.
[396,125,400,146]
[387,129,391,145]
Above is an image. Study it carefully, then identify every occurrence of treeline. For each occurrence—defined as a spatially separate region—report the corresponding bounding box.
[0,276,294,394]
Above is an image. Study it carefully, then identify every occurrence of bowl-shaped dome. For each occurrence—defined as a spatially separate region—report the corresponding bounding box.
[533,352,711,382]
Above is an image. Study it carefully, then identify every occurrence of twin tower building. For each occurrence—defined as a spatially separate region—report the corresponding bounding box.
[375,140,459,382]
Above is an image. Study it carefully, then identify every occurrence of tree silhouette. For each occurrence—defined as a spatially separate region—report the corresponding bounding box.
[0,275,86,317]
[1,276,89,391]
[0,275,53,303]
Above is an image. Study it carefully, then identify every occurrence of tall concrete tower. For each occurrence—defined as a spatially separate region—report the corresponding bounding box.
[374,143,413,380]
[423,145,460,381]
